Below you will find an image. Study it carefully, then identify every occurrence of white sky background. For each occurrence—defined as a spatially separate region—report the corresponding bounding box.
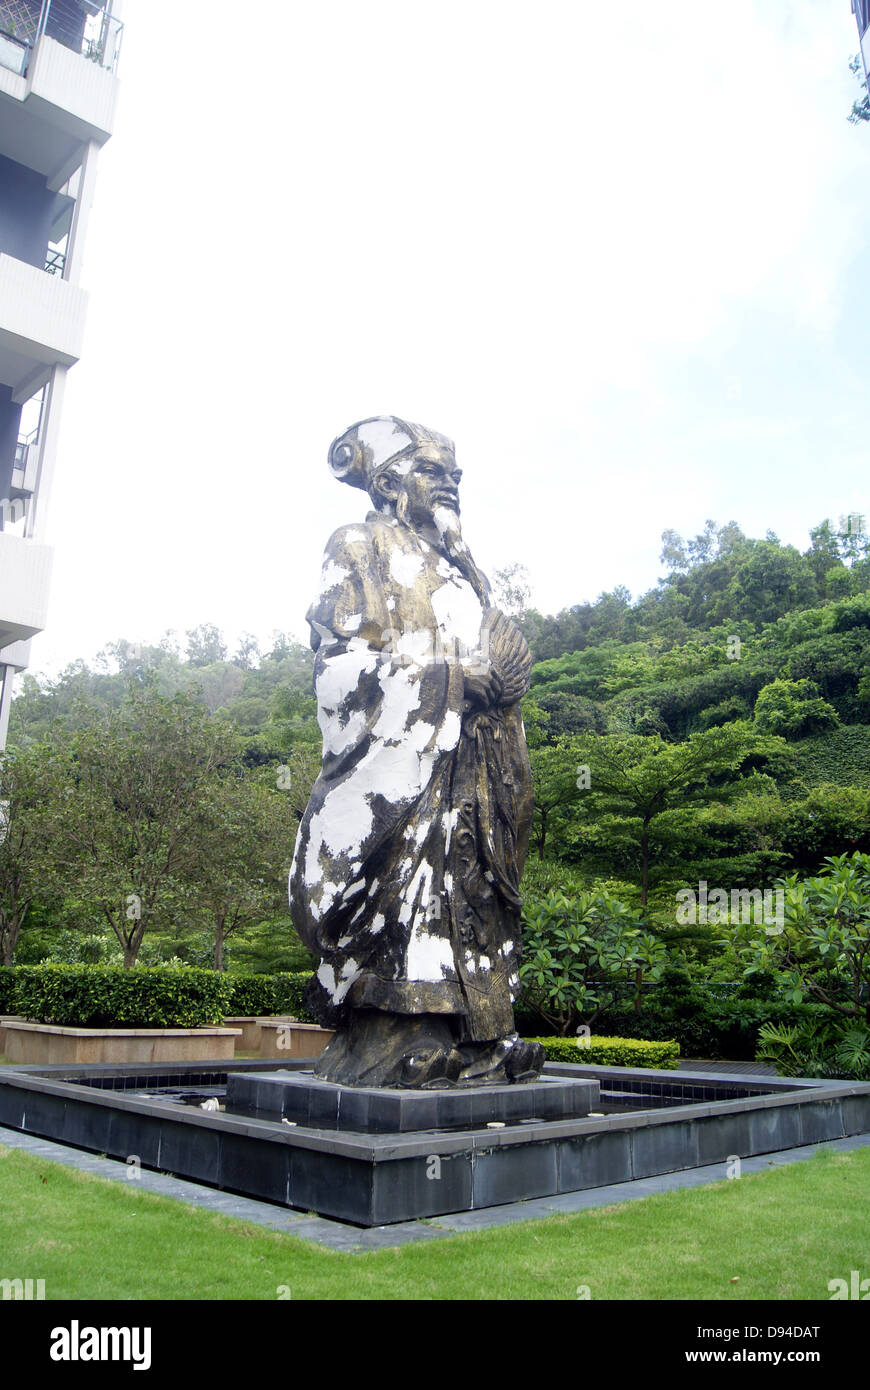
[28,0,870,675]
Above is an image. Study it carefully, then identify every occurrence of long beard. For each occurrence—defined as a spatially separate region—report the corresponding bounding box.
[432,504,464,559]
[432,506,490,606]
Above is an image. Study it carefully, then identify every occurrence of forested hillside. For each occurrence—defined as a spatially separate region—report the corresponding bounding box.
[4,514,868,968]
[9,626,320,759]
[519,517,870,907]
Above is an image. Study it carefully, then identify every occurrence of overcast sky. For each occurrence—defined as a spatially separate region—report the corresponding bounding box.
[28,0,870,676]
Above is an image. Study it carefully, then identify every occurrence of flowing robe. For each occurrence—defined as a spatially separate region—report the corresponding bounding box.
[289,510,534,1042]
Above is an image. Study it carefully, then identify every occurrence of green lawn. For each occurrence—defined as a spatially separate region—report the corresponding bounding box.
[1,1142,867,1300]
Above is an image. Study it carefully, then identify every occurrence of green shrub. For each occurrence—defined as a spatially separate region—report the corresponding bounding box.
[47,931,124,966]
[577,987,826,1060]
[223,972,314,1022]
[5,965,317,1028]
[12,964,235,1028]
[756,1020,870,1080]
[531,1035,680,1069]
[754,679,839,740]
[790,724,870,792]
[831,593,870,632]
[734,850,870,1020]
[519,888,666,1034]
[0,966,16,1013]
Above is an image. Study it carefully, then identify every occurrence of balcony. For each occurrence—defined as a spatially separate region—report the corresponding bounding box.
[0,2,120,186]
[0,2,123,80]
[0,528,53,646]
[0,251,86,396]
[855,2,870,87]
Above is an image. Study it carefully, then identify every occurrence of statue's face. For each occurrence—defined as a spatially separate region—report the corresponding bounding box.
[398,444,463,527]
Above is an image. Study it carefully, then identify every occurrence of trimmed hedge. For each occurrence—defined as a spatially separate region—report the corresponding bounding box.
[1,966,316,1029]
[0,966,15,1013]
[586,998,828,1060]
[224,973,314,1022]
[530,1035,680,1069]
[12,964,235,1028]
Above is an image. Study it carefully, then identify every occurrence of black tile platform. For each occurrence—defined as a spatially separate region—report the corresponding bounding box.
[1,1059,868,1227]
[225,1069,599,1132]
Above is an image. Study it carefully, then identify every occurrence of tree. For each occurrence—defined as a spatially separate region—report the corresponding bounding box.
[534,691,602,740]
[778,786,870,871]
[687,519,720,567]
[0,744,68,964]
[736,852,870,1026]
[784,628,870,719]
[492,562,531,618]
[806,519,845,599]
[518,696,549,750]
[54,688,238,966]
[233,633,261,670]
[836,509,869,564]
[528,741,583,860]
[185,623,227,667]
[521,603,596,662]
[587,587,632,644]
[192,769,296,970]
[848,55,870,124]
[571,724,791,904]
[720,539,817,628]
[519,888,666,1033]
[659,520,746,574]
[754,679,839,740]
[659,529,688,573]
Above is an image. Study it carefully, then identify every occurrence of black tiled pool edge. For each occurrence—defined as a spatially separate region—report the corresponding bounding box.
[1,1059,867,1227]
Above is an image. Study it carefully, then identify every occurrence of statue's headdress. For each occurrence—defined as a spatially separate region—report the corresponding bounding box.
[328,416,454,491]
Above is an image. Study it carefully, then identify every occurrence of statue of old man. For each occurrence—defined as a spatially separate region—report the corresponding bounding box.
[289,416,544,1088]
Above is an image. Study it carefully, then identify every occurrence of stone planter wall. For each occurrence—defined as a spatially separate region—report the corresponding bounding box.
[258,1020,334,1059]
[2,1022,242,1066]
[0,1015,23,1055]
[222,1015,295,1053]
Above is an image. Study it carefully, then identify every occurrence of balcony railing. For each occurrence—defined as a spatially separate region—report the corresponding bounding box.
[37,0,123,73]
[0,1,123,79]
[0,25,28,75]
[13,396,42,494]
[44,246,65,275]
[12,439,38,495]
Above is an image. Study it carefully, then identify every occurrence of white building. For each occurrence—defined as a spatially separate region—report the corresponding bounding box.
[855,1,870,92]
[0,0,122,747]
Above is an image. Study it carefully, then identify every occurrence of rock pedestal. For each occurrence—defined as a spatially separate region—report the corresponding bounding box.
[226,1068,599,1134]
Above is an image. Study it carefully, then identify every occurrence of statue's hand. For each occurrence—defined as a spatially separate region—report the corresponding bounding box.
[462,662,503,709]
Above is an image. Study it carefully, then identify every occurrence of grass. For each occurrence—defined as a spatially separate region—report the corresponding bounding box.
[1,1142,868,1299]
